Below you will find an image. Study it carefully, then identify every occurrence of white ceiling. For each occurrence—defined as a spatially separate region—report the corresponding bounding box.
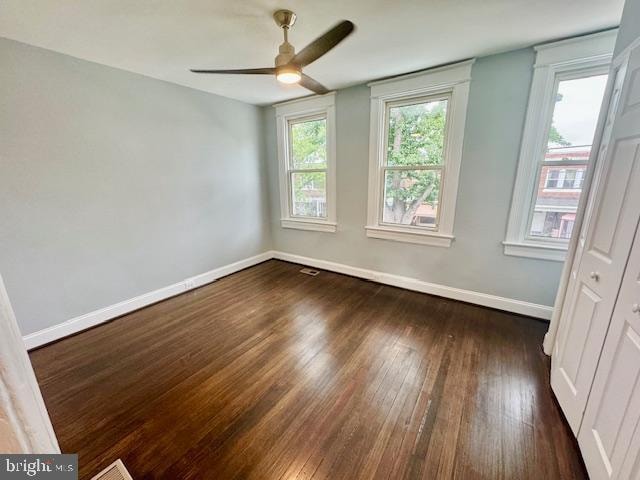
[0,0,623,105]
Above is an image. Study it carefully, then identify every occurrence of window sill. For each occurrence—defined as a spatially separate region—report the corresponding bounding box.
[281,218,337,233]
[502,241,567,262]
[365,225,453,247]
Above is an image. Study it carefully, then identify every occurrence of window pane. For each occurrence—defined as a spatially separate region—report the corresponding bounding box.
[291,172,326,218]
[563,169,576,188]
[545,169,560,188]
[290,118,326,169]
[531,164,584,240]
[529,73,607,240]
[530,209,575,240]
[382,169,441,227]
[386,99,448,167]
[546,74,608,153]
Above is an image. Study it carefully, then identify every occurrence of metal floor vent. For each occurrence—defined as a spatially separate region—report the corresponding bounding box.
[91,460,133,480]
[300,267,320,276]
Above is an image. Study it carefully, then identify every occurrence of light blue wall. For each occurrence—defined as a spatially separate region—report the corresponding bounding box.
[0,38,271,336]
[264,48,565,307]
[1,38,581,339]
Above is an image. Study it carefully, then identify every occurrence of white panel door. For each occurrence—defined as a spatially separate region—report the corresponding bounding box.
[551,40,640,434]
[578,220,640,479]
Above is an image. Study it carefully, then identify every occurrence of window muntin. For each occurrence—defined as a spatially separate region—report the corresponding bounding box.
[287,115,327,219]
[526,73,608,241]
[379,95,449,229]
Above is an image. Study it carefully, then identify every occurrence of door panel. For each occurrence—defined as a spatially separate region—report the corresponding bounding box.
[591,326,640,468]
[560,284,602,388]
[622,68,640,113]
[552,49,640,433]
[578,223,640,479]
[589,138,640,258]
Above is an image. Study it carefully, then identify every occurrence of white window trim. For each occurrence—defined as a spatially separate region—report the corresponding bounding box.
[365,60,474,247]
[275,93,337,233]
[503,30,617,261]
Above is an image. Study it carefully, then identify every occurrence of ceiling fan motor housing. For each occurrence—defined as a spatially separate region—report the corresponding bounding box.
[274,10,297,68]
[275,42,295,67]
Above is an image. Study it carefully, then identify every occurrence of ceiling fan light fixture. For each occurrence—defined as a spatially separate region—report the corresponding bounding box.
[276,66,301,84]
[190,11,355,95]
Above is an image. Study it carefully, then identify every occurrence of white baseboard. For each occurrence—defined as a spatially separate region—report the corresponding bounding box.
[271,251,554,320]
[23,249,553,350]
[22,252,272,350]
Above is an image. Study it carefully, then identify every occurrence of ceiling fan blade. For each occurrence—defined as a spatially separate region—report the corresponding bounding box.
[292,20,355,67]
[299,74,330,95]
[190,67,276,75]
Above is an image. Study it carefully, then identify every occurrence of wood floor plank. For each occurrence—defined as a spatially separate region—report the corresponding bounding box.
[29,260,587,479]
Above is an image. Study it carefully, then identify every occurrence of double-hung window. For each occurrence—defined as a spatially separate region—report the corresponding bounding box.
[381,95,449,229]
[503,30,616,261]
[275,93,337,232]
[365,61,473,247]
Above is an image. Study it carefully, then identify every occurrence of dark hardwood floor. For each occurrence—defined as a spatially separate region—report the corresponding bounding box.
[30,260,586,479]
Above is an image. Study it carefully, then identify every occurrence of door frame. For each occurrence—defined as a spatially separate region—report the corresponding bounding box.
[0,272,59,453]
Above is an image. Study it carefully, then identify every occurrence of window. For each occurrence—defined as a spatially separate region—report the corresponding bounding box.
[366,61,473,247]
[289,116,327,218]
[528,74,607,243]
[381,96,448,229]
[545,168,585,190]
[275,93,336,232]
[503,30,616,261]
[545,169,561,188]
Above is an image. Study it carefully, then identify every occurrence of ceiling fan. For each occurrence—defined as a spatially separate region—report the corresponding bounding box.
[190,10,355,95]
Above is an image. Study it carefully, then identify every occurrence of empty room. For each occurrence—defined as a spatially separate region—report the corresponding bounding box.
[1,0,639,478]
